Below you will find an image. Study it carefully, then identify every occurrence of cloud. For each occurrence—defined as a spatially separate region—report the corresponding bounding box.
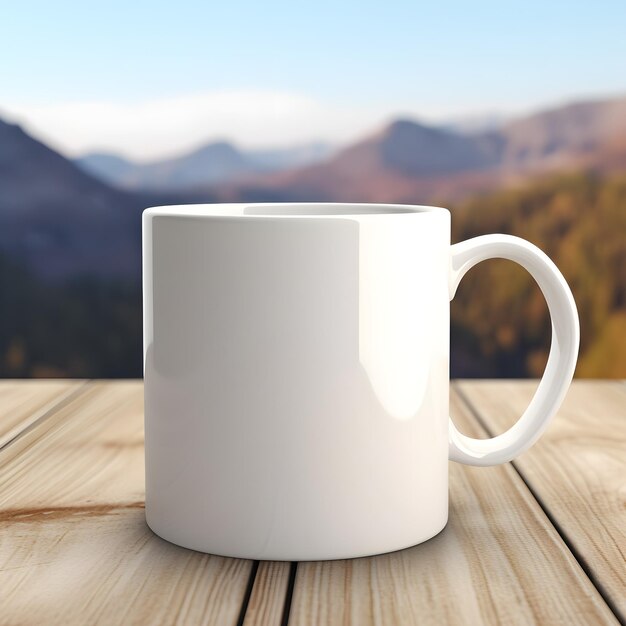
[1,90,385,161]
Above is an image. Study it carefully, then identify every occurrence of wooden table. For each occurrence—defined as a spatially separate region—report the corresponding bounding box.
[0,380,624,625]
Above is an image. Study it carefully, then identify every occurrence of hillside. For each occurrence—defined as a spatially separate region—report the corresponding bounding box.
[499,97,626,171]
[0,119,209,280]
[450,172,626,378]
[0,119,143,279]
[0,252,142,377]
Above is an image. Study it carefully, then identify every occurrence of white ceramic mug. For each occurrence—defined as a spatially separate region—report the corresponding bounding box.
[142,203,579,561]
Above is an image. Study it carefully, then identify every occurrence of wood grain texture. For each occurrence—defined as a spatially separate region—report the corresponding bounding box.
[287,388,619,626]
[242,561,293,626]
[457,379,626,621]
[0,379,85,449]
[0,381,252,626]
[0,380,622,626]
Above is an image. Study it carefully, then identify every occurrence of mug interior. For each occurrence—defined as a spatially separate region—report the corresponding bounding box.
[243,204,421,216]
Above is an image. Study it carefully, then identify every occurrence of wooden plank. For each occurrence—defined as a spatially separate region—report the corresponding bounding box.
[457,379,626,621]
[0,381,252,626]
[242,562,293,626]
[0,380,85,449]
[287,388,619,626]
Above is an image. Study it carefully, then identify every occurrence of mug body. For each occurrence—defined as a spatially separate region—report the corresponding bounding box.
[143,203,451,560]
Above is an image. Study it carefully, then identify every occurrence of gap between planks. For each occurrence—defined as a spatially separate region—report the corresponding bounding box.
[0,380,91,454]
[239,561,297,626]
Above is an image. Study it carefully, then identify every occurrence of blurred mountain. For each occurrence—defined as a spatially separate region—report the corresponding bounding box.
[73,152,136,183]
[442,112,508,134]
[0,119,200,280]
[328,119,502,175]
[76,142,250,190]
[220,120,503,202]
[498,98,626,171]
[248,142,333,170]
[215,95,626,203]
[73,96,626,202]
[74,141,333,191]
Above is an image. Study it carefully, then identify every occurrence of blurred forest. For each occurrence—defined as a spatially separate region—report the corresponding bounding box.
[0,257,142,378]
[1,170,624,378]
[451,171,626,378]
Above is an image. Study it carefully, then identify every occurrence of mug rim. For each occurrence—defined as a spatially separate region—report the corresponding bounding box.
[143,202,450,219]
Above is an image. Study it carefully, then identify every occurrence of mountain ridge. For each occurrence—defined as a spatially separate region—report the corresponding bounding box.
[74,141,333,190]
[210,95,626,203]
[73,95,626,202]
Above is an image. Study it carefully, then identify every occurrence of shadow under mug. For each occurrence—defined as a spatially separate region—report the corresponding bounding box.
[142,203,579,561]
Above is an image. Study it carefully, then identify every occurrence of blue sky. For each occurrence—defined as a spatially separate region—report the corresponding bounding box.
[3,0,626,159]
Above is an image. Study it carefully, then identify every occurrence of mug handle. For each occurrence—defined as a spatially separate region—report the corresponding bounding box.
[448,234,580,466]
